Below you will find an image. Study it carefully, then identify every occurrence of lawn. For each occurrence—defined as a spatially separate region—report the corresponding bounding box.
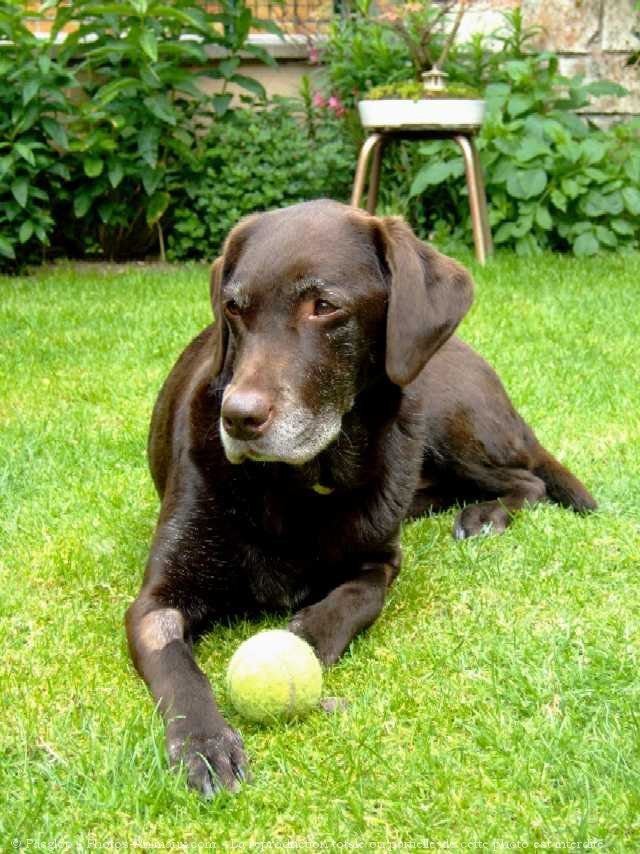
[1,252,639,849]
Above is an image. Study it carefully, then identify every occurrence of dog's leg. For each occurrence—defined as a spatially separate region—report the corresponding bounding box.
[405,478,458,520]
[126,592,248,798]
[451,443,597,539]
[287,554,400,665]
[452,466,547,540]
[415,338,596,540]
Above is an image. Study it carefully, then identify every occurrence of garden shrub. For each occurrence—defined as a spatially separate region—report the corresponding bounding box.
[52,0,278,261]
[1,0,637,268]
[320,6,639,256]
[0,2,75,271]
[167,96,356,261]
[322,1,413,112]
[399,55,640,256]
[0,0,280,268]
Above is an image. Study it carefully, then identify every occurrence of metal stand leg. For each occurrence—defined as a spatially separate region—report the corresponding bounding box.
[366,135,384,214]
[351,133,383,210]
[454,134,492,265]
[472,141,493,257]
[353,130,491,258]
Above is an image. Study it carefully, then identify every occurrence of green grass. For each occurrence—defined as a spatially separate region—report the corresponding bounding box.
[1,253,639,849]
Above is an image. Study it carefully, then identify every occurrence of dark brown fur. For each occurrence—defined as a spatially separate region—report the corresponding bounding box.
[126,200,596,797]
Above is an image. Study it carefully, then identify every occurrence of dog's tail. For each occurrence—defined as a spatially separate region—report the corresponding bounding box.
[533,448,597,513]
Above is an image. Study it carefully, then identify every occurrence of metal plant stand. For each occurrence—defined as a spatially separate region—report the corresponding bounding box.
[351,129,493,265]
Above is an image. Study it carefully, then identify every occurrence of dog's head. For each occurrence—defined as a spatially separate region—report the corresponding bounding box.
[210,200,473,466]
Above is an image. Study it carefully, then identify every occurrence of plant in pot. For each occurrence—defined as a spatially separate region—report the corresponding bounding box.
[358,0,486,130]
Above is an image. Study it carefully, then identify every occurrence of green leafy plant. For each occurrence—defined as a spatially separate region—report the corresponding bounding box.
[0,1,75,270]
[322,0,480,110]
[446,8,544,92]
[52,0,279,260]
[321,0,413,111]
[366,80,480,100]
[376,0,469,81]
[167,98,356,260]
[322,6,637,257]
[405,54,637,256]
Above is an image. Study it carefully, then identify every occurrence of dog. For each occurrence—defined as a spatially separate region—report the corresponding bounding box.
[126,200,596,797]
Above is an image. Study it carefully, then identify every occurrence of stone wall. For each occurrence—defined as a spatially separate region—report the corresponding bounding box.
[459,0,639,119]
[520,0,640,120]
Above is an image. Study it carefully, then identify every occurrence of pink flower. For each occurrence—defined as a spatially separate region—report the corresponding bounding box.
[327,94,346,116]
[308,45,320,64]
[312,92,326,109]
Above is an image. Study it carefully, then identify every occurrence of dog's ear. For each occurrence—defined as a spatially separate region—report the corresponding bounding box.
[379,216,474,386]
[209,256,227,376]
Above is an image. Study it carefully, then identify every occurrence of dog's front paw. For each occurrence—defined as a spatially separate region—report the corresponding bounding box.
[167,721,249,798]
[453,501,510,540]
[288,607,341,665]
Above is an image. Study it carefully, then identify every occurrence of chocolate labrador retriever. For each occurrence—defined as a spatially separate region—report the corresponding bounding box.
[126,200,596,797]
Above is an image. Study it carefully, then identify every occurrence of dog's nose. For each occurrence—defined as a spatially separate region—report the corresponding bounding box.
[221,390,273,441]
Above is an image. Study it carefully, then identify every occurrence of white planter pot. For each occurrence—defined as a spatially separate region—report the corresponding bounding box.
[358,98,486,131]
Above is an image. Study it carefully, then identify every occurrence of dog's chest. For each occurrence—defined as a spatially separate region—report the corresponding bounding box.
[246,563,311,611]
[239,539,341,613]
[236,494,349,612]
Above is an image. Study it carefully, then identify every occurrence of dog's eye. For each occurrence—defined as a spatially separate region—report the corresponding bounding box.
[225,300,242,317]
[312,299,339,317]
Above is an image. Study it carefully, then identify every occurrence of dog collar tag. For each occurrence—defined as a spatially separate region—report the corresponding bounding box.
[311,483,334,496]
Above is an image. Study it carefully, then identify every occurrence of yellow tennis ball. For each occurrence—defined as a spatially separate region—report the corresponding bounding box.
[226,629,323,723]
